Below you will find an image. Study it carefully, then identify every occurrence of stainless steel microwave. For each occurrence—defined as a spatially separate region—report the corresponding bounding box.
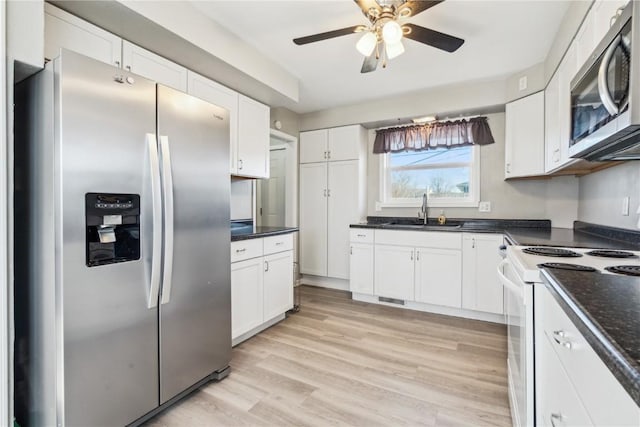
[569,1,640,161]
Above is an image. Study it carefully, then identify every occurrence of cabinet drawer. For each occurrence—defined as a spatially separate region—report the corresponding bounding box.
[349,228,374,243]
[375,229,461,249]
[263,233,293,255]
[539,286,639,426]
[231,239,263,262]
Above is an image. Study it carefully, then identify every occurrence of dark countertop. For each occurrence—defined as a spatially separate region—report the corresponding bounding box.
[541,269,640,407]
[351,218,640,250]
[231,226,298,241]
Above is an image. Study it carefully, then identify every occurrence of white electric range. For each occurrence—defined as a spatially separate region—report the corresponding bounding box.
[498,245,640,427]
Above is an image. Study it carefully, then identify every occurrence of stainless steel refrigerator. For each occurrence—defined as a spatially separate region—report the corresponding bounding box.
[14,50,231,426]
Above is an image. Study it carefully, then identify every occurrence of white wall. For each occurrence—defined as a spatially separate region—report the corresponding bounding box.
[578,163,640,230]
[366,113,579,226]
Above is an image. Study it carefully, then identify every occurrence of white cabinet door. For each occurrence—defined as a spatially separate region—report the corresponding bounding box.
[593,0,628,48]
[462,234,504,314]
[536,332,594,427]
[505,91,545,179]
[231,257,264,339]
[187,71,239,174]
[44,4,122,66]
[558,42,578,166]
[237,94,270,178]
[545,71,561,172]
[328,125,362,161]
[122,41,187,91]
[263,251,294,321]
[327,160,359,279]
[299,163,328,276]
[349,243,374,295]
[575,9,596,68]
[374,245,415,300]
[414,247,462,308]
[300,129,328,164]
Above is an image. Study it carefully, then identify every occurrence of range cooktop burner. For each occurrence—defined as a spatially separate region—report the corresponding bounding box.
[522,247,582,258]
[537,263,597,272]
[605,265,640,277]
[586,250,637,258]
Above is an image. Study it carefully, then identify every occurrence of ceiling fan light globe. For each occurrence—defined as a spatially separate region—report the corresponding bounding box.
[382,20,403,44]
[356,32,377,56]
[386,40,405,59]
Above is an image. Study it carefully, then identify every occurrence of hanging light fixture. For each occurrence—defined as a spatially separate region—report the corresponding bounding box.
[385,40,404,59]
[382,20,403,45]
[356,31,377,56]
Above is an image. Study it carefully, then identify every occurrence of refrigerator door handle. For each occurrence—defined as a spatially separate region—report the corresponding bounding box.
[147,133,162,308]
[160,135,175,305]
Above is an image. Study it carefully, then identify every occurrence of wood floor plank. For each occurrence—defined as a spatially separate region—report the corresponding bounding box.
[144,285,511,426]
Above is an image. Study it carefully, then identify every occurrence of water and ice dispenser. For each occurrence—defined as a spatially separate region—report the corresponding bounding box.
[85,193,140,267]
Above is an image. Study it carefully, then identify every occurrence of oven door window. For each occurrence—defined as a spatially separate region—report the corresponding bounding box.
[571,20,631,146]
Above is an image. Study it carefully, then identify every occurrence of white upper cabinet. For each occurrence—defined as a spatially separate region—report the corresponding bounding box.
[122,41,187,92]
[44,4,121,66]
[236,95,270,178]
[187,71,239,174]
[575,8,596,68]
[593,0,629,43]
[558,42,578,166]
[300,125,366,163]
[545,71,561,173]
[505,91,545,179]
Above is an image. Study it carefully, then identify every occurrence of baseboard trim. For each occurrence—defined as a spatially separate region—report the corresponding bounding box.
[232,313,286,347]
[352,293,505,324]
[299,275,349,291]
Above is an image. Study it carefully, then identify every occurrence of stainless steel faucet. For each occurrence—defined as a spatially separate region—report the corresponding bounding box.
[421,193,429,225]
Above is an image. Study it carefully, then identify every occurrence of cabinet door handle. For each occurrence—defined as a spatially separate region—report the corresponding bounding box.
[275,242,284,246]
[350,246,353,255]
[238,159,244,170]
[235,248,246,253]
[264,260,269,272]
[550,413,563,427]
[115,60,121,67]
[472,238,475,249]
[126,65,131,71]
[323,189,327,197]
[416,251,420,261]
[324,151,328,159]
[552,330,572,349]
[506,163,511,174]
[327,189,331,197]
[410,250,414,261]
[357,234,366,237]
[327,150,331,159]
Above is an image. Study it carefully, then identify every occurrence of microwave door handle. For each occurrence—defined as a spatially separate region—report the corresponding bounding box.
[598,34,621,116]
[159,135,175,305]
[146,133,162,309]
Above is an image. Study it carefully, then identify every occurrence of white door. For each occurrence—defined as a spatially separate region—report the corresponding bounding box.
[231,257,264,339]
[327,125,361,161]
[414,247,462,308]
[300,129,328,163]
[462,234,504,314]
[374,245,415,300]
[44,4,122,66]
[327,160,359,279]
[260,148,287,227]
[237,94,270,178]
[263,251,294,320]
[299,163,328,276]
[186,71,239,174]
[349,243,374,295]
[122,41,187,91]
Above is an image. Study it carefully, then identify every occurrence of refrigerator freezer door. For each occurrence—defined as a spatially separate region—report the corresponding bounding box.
[57,52,159,425]
[157,85,231,403]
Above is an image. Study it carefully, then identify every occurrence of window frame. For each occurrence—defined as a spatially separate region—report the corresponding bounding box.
[377,146,481,209]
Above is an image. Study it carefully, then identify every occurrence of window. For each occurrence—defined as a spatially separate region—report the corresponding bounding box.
[379,145,480,208]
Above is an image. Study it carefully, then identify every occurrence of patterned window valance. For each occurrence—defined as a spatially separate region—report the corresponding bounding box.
[373,116,495,154]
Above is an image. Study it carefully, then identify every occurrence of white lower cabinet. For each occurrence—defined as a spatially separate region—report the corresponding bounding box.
[535,285,640,426]
[230,257,264,339]
[349,243,374,295]
[230,234,294,344]
[415,247,462,308]
[374,245,415,300]
[462,233,504,314]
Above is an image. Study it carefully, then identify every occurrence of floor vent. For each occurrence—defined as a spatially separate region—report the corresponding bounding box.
[378,296,405,305]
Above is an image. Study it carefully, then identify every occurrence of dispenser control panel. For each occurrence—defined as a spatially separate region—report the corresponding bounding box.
[85,193,140,267]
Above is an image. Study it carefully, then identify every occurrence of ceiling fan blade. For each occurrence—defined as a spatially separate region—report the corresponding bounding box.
[354,0,382,21]
[361,48,379,73]
[397,1,444,18]
[293,25,364,45]
[403,23,464,52]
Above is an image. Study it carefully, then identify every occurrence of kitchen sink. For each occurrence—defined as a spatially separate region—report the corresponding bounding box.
[379,222,462,230]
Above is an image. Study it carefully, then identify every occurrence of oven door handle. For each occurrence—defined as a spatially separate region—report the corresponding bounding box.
[497,259,524,299]
[598,34,622,116]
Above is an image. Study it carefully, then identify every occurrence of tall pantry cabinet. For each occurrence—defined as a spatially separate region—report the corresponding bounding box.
[299,125,368,281]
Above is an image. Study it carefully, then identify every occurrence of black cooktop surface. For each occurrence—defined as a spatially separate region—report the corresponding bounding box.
[538,263,597,272]
[523,247,582,257]
[605,265,640,277]
[586,250,638,259]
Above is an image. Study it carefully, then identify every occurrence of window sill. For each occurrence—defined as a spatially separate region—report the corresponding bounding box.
[375,200,480,211]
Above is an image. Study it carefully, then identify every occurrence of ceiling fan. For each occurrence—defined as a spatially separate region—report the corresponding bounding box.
[293,0,464,73]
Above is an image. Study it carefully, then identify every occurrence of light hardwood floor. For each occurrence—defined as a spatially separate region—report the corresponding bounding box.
[147,285,511,426]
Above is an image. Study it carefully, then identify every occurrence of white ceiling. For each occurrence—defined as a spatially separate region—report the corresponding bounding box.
[192,0,571,114]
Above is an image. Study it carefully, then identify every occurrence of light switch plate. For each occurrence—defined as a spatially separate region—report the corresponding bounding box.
[519,76,528,91]
[622,196,630,216]
[479,201,491,212]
